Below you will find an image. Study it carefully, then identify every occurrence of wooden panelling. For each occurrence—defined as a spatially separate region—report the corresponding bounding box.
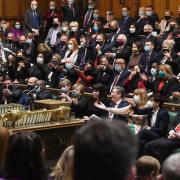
[111,0,123,19]
[0,0,2,16]
[140,0,152,7]
[153,0,167,18]
[169,0,180,17]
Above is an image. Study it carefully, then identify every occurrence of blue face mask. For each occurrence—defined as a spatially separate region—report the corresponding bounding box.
[65,63,73,70]
[93,26,99,32]
[159,71,166,78]
[122,11,128,17]
[114,64,122,73]
[139,11,144,17]
[144,45,152,52]
[151,68,157,76]
[93,14,98,19]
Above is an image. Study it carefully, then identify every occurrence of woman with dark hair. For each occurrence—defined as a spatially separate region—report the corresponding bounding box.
[86,83,110,118]
[9,20,24,41]
[3,131,48,180]
[127,24,140,46]
[124,65,147,94]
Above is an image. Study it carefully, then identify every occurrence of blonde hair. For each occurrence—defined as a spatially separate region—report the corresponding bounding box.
[134,88,148,108]
[158,64,174,79]
[51,145,74,180]
[163,39,175,50]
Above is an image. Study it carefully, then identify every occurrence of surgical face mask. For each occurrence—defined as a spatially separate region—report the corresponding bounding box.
[114,64,122,73]
[60,86,68,94]
[49,5,55,10]
[122,11,128,17]
[15,24,21,29]
[26,39,33,45]
[129,28,135,34]
[151,68,157,76]
[146,100,154,108]
[164,16,171,21]
[62,26,68,32]
[71,27,78,32]
[36,57,44,64]
[88,5,94,9]
[53,23,59,28]
[31,5,37,10]
[93,25,99,32]
[51,61,58,66]
[65,63,73,70]
[139,11,145,17]
[71,90,80,98]
[159,71,166,78]
[117,39,125,46]
[68,0,75,5]
[93,14,99,19]
[68,44,73,50]
[28,84,35,90]
[144,45,152,52]
[35,86,41,93]
[96,41,103,46]
[146,11,152,16]
[133,95,141,104]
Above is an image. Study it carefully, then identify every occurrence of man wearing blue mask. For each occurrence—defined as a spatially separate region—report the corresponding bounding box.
[139,40,159,75]
[109,58,130,93]
[118,6,134,34]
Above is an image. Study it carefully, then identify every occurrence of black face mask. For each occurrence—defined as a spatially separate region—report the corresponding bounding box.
[16,56,24,62]
[7,39,13,44]
[111,28,118,33]
[51,61,59,66]
[162,48,169,53]
[169,25,175,31]
[164,16,171,21]
[96,41,103,46]
[143,31,149,36]
[27,85,35,90]
[59,41,66,46]
[53,23,59,28]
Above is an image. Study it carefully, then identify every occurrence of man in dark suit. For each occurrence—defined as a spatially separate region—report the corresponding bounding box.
[61,0,79,23]
[118,6,134,35]
[24,0,43,36]
[76,35,94,68]
[107,34,132,63]
[109,86,129,122]
[144,118,180,162]
[109,58,130,93]
[139,40,159,75]
[133,94,170,156]
[83,0,95,30]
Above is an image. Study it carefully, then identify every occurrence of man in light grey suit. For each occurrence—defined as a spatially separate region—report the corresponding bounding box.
[45,17,61,51]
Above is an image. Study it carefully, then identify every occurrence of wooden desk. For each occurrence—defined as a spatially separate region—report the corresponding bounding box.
[10,120,85,160]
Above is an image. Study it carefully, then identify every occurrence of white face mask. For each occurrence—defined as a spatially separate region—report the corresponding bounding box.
[49,5,55,10]
[129,28,135,34]
[68,44,73,50]
[36,57,44,64]
[133,95,141,104]
[71,27,78,32]
[151,68,157,76]
[146,100,154,108]
[62,26,68,32]
[31,5,37,10]
[15,24,21,29]
[68,0,75,5]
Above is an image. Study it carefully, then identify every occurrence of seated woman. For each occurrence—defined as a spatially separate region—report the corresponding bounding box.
[9,20,24,41]
[51,145,74,180]
[151,64,179,101]
[124,65,147,94]
[3,131,48,180]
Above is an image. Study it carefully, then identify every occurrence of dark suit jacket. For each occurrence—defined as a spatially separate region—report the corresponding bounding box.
[111,67,131,88]
[119,16,134,34]
[112,44,132,63]
[24,8,43,34]
[134,107,170,137]
[138,50,159,74]
[111,100,129,123]
[36,90,53,100]
[61,4,79,22]
[135,17,149,35]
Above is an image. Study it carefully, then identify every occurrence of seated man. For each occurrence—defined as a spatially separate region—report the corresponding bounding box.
[2,78,22,104]
[133,94,170,156]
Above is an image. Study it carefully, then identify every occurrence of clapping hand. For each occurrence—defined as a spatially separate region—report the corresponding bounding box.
[94,102,106,110]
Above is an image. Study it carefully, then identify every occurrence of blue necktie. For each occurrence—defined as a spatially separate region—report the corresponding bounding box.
[33,11,38,29]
